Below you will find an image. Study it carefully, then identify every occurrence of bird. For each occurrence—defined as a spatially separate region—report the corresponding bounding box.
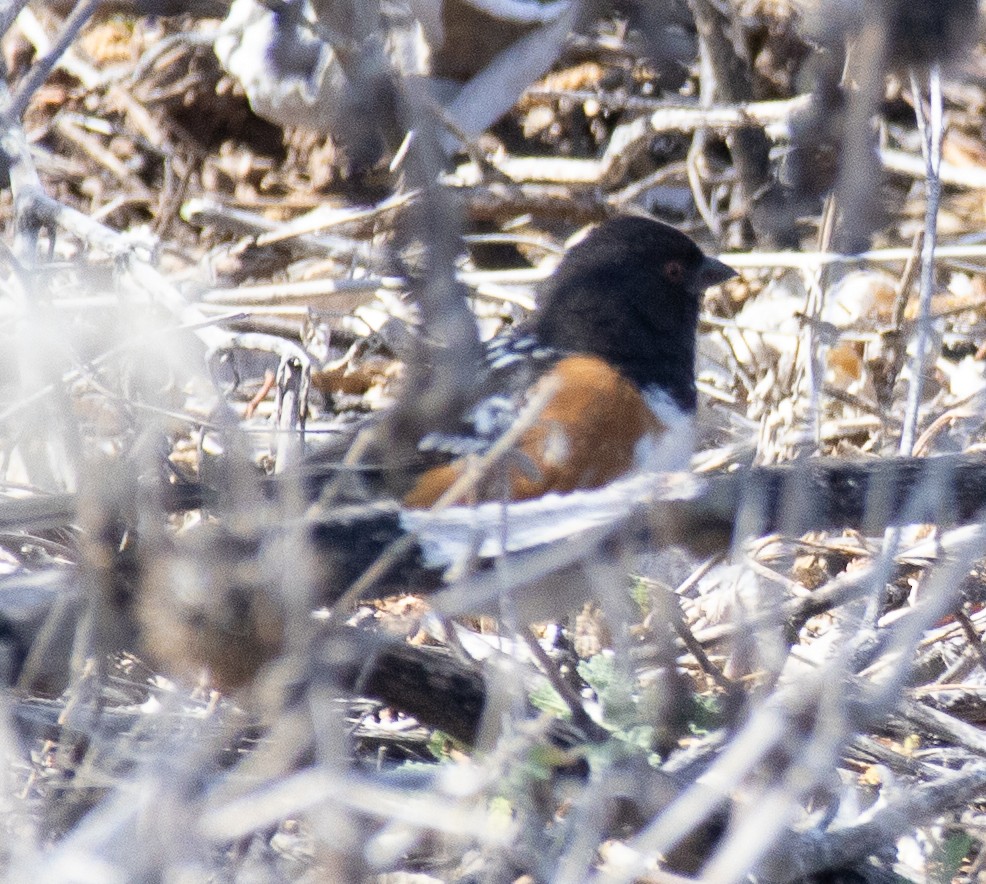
[401,215,737,509]
[125,215,739,678]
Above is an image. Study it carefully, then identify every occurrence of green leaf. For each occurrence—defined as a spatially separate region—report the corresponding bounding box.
[930,830,974,880]
[529,681,571,719]
[578,654,636,728]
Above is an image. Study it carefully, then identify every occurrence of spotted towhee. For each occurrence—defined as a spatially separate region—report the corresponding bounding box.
[402,215,737,508]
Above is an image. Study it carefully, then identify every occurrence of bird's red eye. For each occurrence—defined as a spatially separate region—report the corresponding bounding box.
[663,260,685,282]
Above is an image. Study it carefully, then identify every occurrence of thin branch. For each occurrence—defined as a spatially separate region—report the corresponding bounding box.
[9,0,102,120]
[899,65,944,456]
[0,0,31,43]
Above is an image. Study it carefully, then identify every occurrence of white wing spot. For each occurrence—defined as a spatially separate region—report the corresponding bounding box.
[541,422,571,466]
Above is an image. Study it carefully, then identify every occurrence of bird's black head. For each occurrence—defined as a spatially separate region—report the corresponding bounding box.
[529,216,736,411]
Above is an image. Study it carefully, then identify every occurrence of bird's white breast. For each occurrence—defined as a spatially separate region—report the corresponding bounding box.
[634,386,695,473]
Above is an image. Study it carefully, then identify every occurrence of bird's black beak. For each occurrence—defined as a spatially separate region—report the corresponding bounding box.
[697,255,738,289]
